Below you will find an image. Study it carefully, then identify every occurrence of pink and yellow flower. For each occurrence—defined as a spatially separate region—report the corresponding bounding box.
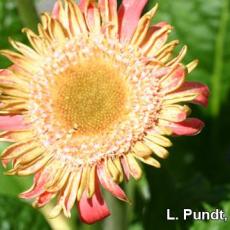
[0,0,209,224]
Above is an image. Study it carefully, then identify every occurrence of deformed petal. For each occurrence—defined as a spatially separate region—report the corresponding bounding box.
[135,155,161,168]
[35,192,54,207]
[159,105,190,123]
[120,155,131,180]
[130,4,158,47]
[99,0,118,37]
[20,171,49,199]
[172,82,209,107]
[77,175,110,224]
[160,64,186,94]
[141,22,172,56]
[126,154,142,180]
[159,118,205,136]
[67,0,88,35]
[97,162,128,201]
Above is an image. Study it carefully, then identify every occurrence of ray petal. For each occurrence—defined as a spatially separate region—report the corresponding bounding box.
[99,0,118,37]
[159,118,205,136]
[97,162,128,201]
[77,175,110,224]
[0,115,28,131]
[165,82,209,107]
[118,0,148,41]
[20,170,50,199]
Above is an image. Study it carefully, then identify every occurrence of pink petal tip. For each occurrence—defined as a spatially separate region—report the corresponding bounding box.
[77,181,110,224]
[171,118,205,136]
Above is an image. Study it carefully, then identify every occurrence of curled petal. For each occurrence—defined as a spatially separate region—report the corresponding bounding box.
[67,0,88,35]
[65,171,82,214]
[126,154,142,180]
[135,155,161,168]
[106,158,120,182]
[97,163,128,201]
[118,0,148,41]
[0,115,28,131]
[141,22,172,56]
[142,22,169,43]
[77,165,89,201]
[0,49,38,72]
[20,171,49,199]
[132,141,152,158]
[145,134,172,148]
[143,139,169,159]
[1,140,38,160]
[172,82,209,107]
[160,65,186,94]
[160,118,205,136]
[87,165,96,198]
[131,4,158,47]
[166,46,187,67]
[35,192,54,207]
[120,155,131,180]
[159,105,190,123]
[0,130,33,143]
[51,1,70,32]
[22,29,48,55]
[77,175,110,224]
[99,0,118,37]
[13,153,53,176]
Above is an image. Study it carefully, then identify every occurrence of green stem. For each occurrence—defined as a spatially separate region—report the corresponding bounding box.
[16,0,39,31]
[41,204,72,230]
[103,192,128,230]
[210,0,229,117]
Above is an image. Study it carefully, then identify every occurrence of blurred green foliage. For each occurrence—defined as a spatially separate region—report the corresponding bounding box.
[0,0,26,68]
[191,202,230,230]
[0,195,50,230]
[0,0,230,229]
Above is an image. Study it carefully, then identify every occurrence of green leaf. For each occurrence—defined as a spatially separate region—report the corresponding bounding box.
[0,194,51,230]
[0,0,26,68]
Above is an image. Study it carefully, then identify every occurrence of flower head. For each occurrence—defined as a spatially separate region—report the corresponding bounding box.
[0,0,209,224]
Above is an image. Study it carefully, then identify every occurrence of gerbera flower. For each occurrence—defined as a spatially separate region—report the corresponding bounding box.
[0,0,209,224]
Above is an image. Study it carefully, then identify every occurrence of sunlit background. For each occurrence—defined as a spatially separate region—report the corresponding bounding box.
[0,0,230,229]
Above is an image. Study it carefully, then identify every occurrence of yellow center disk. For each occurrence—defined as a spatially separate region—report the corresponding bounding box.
[52,59,128,135]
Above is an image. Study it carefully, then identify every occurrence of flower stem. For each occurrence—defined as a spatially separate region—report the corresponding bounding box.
[40,204,73,230]
[210,0,229,117]
[103,192,128,230]
[16,0,39,32]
